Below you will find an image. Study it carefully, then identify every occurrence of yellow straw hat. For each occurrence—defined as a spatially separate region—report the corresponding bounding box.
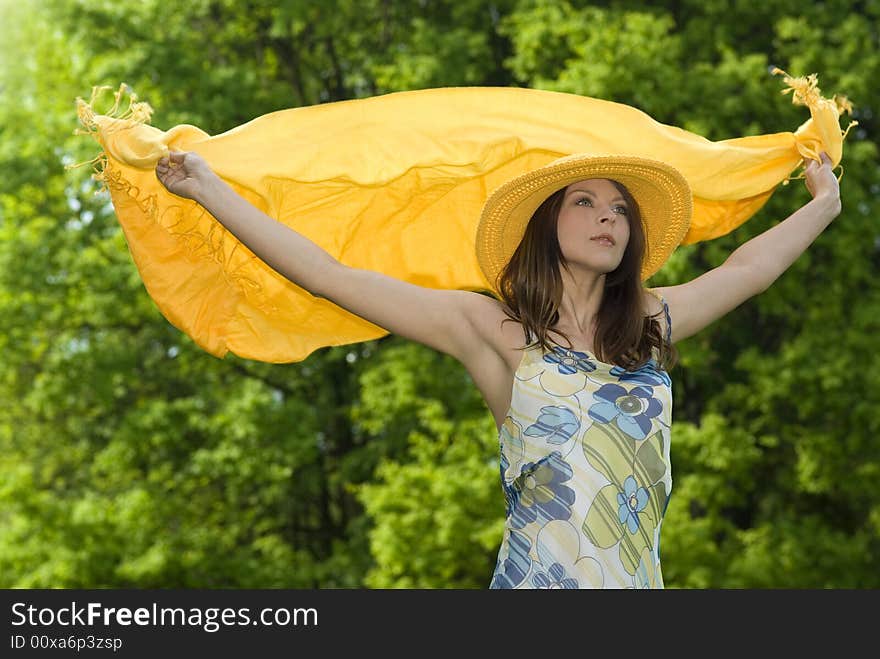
[475,153,693,290]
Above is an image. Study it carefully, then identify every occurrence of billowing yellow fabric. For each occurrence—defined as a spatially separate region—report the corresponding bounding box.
[69,69,853,363]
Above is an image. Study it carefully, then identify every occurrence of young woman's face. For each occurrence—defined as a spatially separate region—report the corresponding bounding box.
[556,178,630,272]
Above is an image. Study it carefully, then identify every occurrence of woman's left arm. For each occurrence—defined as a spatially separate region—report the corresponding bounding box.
[649,151,841,343]
[724,151,842,288]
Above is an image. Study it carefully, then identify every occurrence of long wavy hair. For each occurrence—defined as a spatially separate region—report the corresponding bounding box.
[494,180,679,372]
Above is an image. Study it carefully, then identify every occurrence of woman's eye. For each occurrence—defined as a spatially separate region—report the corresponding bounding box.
[577,197,628,215]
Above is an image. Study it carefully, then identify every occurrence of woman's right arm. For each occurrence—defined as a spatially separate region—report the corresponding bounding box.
[157,150,333,292]
[165,153,490,363]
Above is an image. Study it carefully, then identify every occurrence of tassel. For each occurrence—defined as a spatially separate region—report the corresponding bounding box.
[65,84,279,316]
[71,82,154,133]
[834,94,854,116]
[770,67,857,186]
[65,83,155,196]
[770,66,822,108]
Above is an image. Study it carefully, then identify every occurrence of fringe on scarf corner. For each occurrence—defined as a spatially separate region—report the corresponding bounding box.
[65,83,155,195]
[64,83,281,317]
[73,82,155,137]
[770,67,857,186]
[770,66,823,108]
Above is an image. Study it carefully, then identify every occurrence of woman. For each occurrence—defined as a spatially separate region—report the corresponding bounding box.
[156,149,841,588]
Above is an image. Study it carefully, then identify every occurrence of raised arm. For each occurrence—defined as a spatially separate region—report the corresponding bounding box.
[157,150,482,362]
[651,151,841,343]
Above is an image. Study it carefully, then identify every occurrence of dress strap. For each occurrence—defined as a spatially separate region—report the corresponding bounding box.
[662,297,672,343]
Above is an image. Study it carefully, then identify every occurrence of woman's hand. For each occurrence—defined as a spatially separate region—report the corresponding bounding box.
[155,150,215,202]
[804,151,841,214]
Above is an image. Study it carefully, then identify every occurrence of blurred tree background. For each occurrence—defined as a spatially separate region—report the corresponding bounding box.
[0,0,876,588]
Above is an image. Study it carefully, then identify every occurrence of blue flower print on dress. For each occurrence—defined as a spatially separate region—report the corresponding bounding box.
[515,346,596,397]
[524,405,579,445]
[617,475,650,534]
[544,346,598,376]
[531,562,579,589]
[611,360,671,388]
[509,451,575,529]
[588,383,662,440]
[490,528,532,589]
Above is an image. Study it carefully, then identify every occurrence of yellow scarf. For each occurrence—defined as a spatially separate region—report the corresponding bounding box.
[69,69,854,363]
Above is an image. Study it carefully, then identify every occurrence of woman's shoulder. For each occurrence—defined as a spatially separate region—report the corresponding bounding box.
[459,291,521,352]
[456,292,531,383]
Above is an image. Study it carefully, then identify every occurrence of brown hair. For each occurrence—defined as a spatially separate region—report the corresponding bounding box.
[493,180,679,372]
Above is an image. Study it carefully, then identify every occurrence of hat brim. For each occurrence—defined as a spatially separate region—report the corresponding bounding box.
[476,154,693,288]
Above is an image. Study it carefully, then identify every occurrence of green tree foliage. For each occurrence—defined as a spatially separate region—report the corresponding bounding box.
[1,0,876,588]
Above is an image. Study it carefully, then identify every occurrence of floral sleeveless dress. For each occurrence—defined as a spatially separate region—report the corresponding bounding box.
[490,293,673,589]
